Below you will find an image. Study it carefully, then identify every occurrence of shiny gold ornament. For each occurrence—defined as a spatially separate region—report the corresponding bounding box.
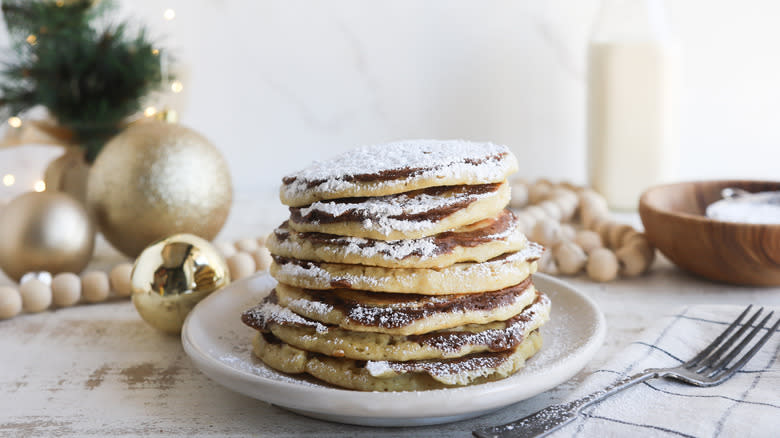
[0,192,95,281]
[86,121,232,257]
[131,233,230,334]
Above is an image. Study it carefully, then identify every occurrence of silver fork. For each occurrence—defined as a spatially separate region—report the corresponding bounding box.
[473,305,780,438]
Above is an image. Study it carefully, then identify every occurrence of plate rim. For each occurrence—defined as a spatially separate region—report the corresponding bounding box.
[181,272,606,421]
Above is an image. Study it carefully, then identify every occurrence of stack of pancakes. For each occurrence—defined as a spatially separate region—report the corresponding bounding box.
[242,140,551,391]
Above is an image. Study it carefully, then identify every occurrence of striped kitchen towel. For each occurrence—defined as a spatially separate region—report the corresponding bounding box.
[551,305,780,438]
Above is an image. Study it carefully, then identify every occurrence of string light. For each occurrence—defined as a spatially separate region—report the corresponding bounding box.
[33,180,46,192]
[2,174,14,187]
[163,9,176,21]
[170,80,183,93]
[26,34,37,45]
[8,117,22,128]
[144,106,158,117]
[152,48,160,56]
[56,0,64,6]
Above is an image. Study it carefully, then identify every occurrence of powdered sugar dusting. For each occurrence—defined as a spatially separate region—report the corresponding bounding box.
[505,242,545,262]
[281,140,516,200]
[244,302,330,334]
[294,184,500,236]
[275,259,384,288]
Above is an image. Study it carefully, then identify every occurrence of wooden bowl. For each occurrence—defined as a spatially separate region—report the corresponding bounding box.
[639,180,780,286]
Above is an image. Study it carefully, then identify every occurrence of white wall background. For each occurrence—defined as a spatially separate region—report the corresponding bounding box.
[3,1,780,196]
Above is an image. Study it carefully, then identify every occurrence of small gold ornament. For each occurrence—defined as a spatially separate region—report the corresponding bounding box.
[131,233,230,334]
[0,192,95,281]
[86,121,232,257]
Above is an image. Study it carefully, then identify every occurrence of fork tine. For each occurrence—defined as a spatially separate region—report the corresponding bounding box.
[709,312,779,381]
[684,305,753,368]
[692,307,763,371]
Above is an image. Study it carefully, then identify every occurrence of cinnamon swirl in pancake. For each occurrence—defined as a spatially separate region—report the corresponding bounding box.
[287,182,510,241]
[266,209,528,268]
[252,330,543,391]
[269,243,542,294]
[280,139,518,207]
[241,289,550,361]
[263,279,537,335]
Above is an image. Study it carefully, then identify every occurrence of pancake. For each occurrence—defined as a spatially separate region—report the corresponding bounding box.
[269,243,543,294]
[266,279,538,335]
[266,209,528,269]
[252,330,543,391]
[280,139,518,207]
[242,290,550,361]
[287,182,510,241]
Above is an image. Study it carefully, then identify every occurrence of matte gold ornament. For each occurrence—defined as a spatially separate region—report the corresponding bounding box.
[131,233,230,334]
[0,192,95,281]
[86,121,232,258]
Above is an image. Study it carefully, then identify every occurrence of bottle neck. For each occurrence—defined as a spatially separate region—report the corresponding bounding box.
[591,0,674,43]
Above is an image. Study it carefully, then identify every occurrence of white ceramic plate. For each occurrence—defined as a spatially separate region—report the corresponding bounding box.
[181,273,606,427]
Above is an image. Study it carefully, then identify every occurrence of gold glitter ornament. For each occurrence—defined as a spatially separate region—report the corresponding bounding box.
[0,192,95,281]
[86,121,232,258]
[131,233,230,334]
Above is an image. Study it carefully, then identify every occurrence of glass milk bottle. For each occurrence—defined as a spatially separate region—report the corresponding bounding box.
[588,0,681,210]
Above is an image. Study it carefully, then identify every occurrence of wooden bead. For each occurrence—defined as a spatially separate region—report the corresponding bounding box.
[52,272,81,307]
[616,243,654,277]
[574,230,604,253]
[510,183,529,209]
[554,241,587,275]
[537,250,558,275]
[20,279,52,313]
[511,213,531,235]
[214,241,237,258]
[594,220,615,246]
[586,248,619,282]
[109,263,134,297]
[528,181,553,204]
[608,224,635,249]
[524,206,548,222]
[81,271,110,303]
[581,208,609,229]
[227,252,256,280]
[251,247,273,271]
[0,286,22,319]
[579,189,608,214]
[235,238,259,253]
[560,224,577,242]
[539,201,563,222]
[530,219,563,247]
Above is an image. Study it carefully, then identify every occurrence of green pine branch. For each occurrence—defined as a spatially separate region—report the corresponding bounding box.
[0,0,169,161]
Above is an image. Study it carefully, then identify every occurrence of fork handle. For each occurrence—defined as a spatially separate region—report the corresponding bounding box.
[473,369,663,438]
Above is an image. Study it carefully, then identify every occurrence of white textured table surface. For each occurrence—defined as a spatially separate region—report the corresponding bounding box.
[2,196,779,437]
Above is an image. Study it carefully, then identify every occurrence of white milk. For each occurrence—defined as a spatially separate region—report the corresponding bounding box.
[587,0,681,210]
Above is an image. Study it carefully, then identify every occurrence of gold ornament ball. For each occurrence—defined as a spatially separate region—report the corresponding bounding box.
[0,192,95,281]
[131,233,231,334]
[87,121,232,258]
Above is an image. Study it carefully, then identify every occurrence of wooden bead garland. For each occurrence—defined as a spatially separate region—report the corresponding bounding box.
[510,178,657,282]
[0,235,271,320]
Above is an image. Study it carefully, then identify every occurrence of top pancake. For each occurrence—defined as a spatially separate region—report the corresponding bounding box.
[280,140,518,207]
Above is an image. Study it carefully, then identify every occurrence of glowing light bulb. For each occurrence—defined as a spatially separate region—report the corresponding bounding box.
[144,106,157,117]
[26,34,37,45]
[2,174,15,186]
[33,180,46,192]
[170,80,183,93]
[163,9,176,21]
[8,117,22,128]
[152,48,160,56]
